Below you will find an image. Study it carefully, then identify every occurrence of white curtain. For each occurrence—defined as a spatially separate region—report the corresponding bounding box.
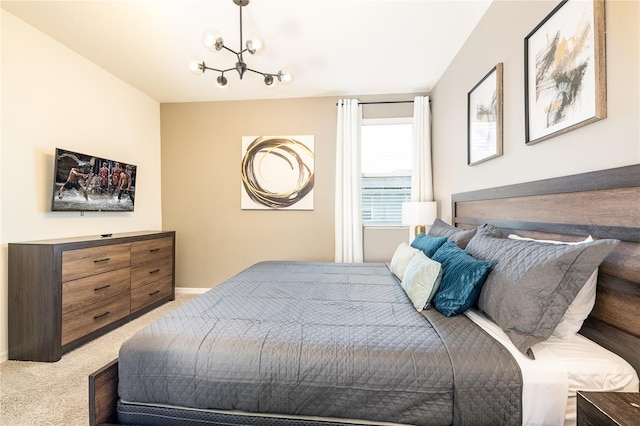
[411,95,434,201]
[335,99,363,263]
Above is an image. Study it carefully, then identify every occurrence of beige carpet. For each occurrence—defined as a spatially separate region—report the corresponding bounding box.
[0,292,199,426]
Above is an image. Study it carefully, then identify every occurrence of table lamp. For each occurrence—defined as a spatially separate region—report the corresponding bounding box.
[402,201,438,238]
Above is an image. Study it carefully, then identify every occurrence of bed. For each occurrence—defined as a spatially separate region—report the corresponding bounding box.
[89,164,640,426]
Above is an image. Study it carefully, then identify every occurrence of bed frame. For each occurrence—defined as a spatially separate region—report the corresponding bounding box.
[89,164,640,426]
[452,164,640,374]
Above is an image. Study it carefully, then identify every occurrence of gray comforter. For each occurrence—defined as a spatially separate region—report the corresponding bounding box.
[118,261,521,425]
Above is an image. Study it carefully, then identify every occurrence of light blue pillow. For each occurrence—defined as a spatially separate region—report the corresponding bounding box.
[400,252,442,311]
[410,233,448,258]
[431,241,493,317]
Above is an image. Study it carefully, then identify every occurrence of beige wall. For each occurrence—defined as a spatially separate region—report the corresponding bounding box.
[161,98,335,287]
[431,0,640,222]
[363,227,410,262]
[160,95,422,288]
[0,11,163,361]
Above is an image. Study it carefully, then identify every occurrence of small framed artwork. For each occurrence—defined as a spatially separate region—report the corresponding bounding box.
[524,0,606,145]
[468,63,503,166]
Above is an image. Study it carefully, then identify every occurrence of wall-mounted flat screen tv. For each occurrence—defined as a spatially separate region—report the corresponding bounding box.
[51,148,136,212]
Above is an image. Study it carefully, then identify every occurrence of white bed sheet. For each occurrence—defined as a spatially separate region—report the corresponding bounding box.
[465,309,639,426]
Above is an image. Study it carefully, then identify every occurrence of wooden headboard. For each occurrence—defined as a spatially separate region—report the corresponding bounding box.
[451,164,640,374]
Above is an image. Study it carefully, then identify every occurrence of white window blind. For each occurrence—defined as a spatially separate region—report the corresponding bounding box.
[361,119,412,225]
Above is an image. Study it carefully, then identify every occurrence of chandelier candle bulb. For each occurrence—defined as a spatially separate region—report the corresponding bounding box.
[278,71,294,84]
[202,29,223,52]
[246,35,265,55]
[188,61,204,75]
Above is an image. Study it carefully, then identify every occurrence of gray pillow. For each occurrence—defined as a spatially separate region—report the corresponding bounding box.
[427,218,479,249]
[465,226,618,357]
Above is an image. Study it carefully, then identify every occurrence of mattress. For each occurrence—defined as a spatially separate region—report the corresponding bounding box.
[466,309,639,426]
[118,261,522,426]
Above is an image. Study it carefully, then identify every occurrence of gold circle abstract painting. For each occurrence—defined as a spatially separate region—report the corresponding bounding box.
[241,135,314,210]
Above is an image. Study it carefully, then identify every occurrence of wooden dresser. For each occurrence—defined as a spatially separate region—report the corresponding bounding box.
[8,231,175,362]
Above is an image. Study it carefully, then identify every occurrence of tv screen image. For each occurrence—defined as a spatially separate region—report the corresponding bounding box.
[51,148,136,212]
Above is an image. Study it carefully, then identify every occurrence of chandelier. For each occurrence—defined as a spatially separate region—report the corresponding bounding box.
[189,0,293,88]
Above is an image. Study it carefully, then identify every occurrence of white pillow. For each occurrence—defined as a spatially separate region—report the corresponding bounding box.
[400,252,442,312]
[508,234,598,339]
[389,242,420,280]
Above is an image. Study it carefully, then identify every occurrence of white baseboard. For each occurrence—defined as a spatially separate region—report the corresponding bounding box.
[0,350,7,364]
[175,287,208,295]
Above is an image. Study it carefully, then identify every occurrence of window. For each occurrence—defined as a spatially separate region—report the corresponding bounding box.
[361,118,412,225]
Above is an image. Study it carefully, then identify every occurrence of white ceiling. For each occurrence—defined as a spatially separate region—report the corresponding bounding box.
[2,0,492,103]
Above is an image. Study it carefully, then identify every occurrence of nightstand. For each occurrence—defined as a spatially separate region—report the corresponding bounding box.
[577,391,640,426]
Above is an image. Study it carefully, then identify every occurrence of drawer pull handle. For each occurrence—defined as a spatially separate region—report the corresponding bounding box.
[149,269,161,274]
[93,258,111,263]
[94,311,110,320]
[94,284,111,291]
[149,248,160,253]
[149,290,161,296]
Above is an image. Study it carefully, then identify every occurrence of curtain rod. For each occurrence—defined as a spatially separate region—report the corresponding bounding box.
[360,100,413,105]
[335,99,430,106]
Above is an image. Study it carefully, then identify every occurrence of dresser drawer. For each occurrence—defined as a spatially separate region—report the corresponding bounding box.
[131,257,173,290]
[62,243,131,282]
[62,268,130,314]
[131,237,173,266]
[61,292,130,346]
[130,276,173,313]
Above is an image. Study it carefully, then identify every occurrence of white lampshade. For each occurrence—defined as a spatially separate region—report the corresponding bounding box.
[402,201,437,226]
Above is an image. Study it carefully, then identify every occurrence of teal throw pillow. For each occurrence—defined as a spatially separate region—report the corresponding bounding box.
[411,233,448,258]
[431,241,493,317]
